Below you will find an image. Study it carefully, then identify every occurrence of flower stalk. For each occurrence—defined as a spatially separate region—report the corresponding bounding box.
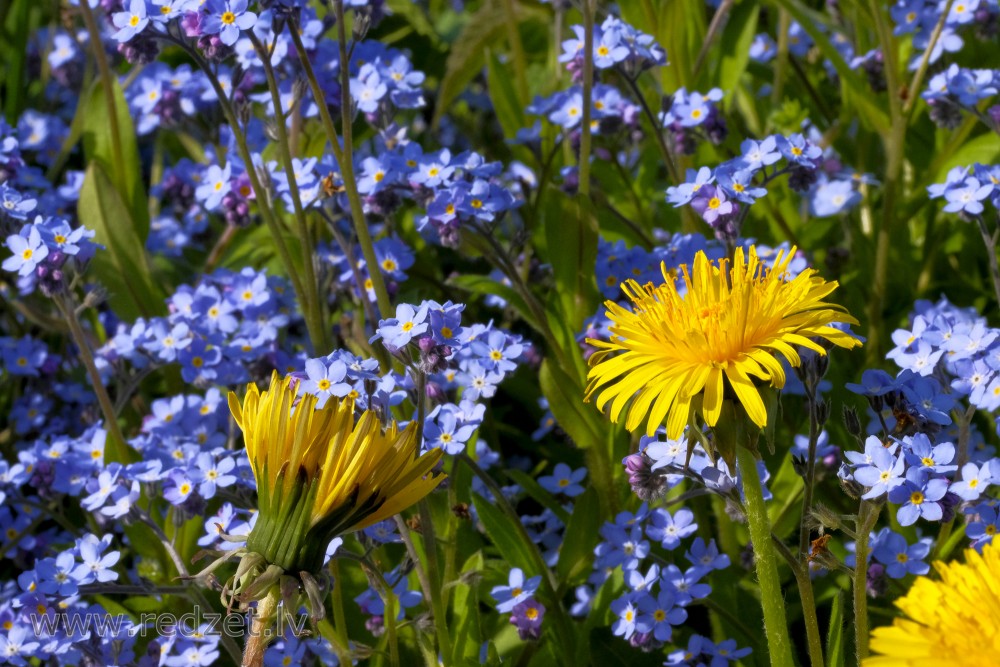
[853,500,881,663]
[736,444,795,667]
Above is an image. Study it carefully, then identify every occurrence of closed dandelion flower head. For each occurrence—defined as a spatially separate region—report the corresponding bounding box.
[586,246,860,439]
[229,371,444,574]
[866,540,1000,666]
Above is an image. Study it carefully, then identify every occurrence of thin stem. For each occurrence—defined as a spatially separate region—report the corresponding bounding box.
[798,386,820,559]
[693,0,733,78]
[334,0,393,321]
[392,515,435,611]
[736,445,794,667]
[902,0,955,118]
[578,0,594,197]
[161,34,310,338]
[249,32,327,353]
[293,26,392,369]
[770,10,791,113]
[976,216,1000,309]
[853,500,881,663]
[360,562,400,667]
[622,75,680,185]
[132,508,243,665]
[55,295,131,463]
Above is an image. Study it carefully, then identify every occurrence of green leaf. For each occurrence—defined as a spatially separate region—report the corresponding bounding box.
[486,50,528,140]
[78,163,166,320]
[768,0,890,133]
[542,191,599,329]
[433,3,509,128]
[385,0,442,45]
[2,0,32,124]
[826,590,845,667]
[933,132,1000,182]
[504,469,570,524]
[81,77,150,237]
[715,0,759,98]
[450,551,485,665]
[556,486,600,583]
[539,359,603,449]
[448,274,539,331]
[471,492,539,573]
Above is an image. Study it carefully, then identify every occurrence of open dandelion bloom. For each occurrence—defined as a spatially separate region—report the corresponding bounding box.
[586,246,860,439]
[866,540,1000,666]
[229,372,444,573]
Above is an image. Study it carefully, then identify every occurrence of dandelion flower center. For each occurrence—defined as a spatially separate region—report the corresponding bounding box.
[585,246,860,438]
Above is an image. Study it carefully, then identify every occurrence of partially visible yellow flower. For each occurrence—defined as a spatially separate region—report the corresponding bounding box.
[866,540,1000,666]
[586,246,860,438]
[229,372,444,574]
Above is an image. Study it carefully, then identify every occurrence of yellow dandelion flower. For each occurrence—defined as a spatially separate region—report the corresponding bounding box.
[586,246,861,439]
[229,371,444,574]
[866,540,1000,666]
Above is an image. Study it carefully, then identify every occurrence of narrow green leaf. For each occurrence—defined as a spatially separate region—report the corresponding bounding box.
[715,0,759,97]
[450,551,485,665]
[386,0,442,45]
[504,469,570,524]
[826,590,845,667]
[471,492,538,573]
[78,163,166,319]
[933,132,1000,182]
[448,274,540,331]
[543,192,599,329]
[539,359,602,449]
[485,50,527,140]
[433,4,509,128]
[2,0,31,124]
[556,486,600,583]
[768,0,890,132]
[81,77,150,237]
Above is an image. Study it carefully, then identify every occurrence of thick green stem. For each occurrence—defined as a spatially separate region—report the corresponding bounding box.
[328,560,353,665]
[792,561,824,667]
[853,501,881,663]
[334,0,393,321]
[243,587,279,667]
[795,387,824,667]
[736,445,794,667]
[249,33,328,353]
